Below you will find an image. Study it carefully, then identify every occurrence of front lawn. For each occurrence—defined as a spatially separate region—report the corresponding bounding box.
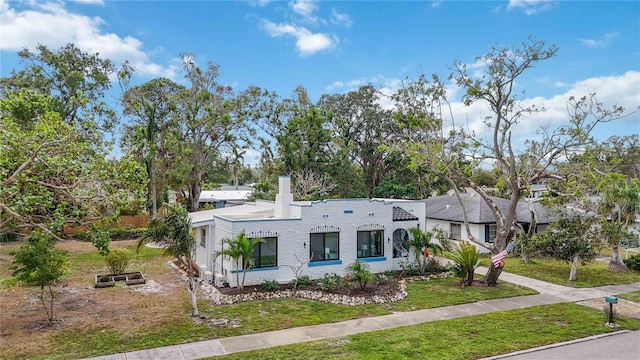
[211,303,640,360]
[501,257,640,287]
[618,290,640,303]
[0,239,536,360]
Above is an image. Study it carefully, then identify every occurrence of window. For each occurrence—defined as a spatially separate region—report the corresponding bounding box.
[310,232,339,262]
[357,230,384,258]
[485,224,497,243]
[392,229,409,258]
[199,228,206,248]
[251,237,277,268]
[450,223,462,240]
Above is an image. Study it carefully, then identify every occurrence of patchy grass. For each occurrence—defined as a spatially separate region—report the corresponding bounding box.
[618,290,640,303]
[1,238,537,360]
[210,303,640,360]
[502,257,640,287]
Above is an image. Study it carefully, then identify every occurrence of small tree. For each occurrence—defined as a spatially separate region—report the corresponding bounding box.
[598,174,640,271]
[406,227,445,275]
[345,261,375,290]
[10,232,69,325]
[138,204,200,317]
[531,212,600,281]
[446,241,481,287]
[217,231,265,291]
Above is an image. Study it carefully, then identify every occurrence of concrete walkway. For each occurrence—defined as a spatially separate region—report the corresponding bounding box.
[85,270,640,360]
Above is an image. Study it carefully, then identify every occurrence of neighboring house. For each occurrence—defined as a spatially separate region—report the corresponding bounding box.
[423,192,555,253]
[198,185,254,208]
[169,186,253,209]
[191,176,425,287]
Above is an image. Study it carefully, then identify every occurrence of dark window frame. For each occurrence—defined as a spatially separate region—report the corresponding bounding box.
[357,230,384,258]
[309,232,340,262]
[250,236,278,268]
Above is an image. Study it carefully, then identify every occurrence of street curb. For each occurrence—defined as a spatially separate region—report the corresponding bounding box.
[479,330,631,359]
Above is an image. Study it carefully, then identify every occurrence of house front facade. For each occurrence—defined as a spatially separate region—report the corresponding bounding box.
[191,176,424,287]
[423,192,555,253]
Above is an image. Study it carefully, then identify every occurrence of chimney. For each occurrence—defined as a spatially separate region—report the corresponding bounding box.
[275,176,293,218]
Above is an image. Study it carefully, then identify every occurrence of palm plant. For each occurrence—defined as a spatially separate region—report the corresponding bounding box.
[138,204,200,317]
[446,241,481,287]
[217,231,265,291]
[406,227,445,275]
[345,261,375,290]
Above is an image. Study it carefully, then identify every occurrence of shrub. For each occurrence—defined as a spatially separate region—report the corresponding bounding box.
[624,254,640,271]
[318,273,341,291]
[260,279,279,291]
[423,257,447,274]
[290,275,313,289]
[345,262,375,290]
[105,248,130,274]
[446,241,481,287]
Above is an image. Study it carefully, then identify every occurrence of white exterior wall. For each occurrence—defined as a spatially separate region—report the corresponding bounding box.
[194,198,427,287]
[425,218,491,254]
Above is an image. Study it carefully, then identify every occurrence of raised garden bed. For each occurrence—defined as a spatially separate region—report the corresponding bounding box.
[94,272,145,288]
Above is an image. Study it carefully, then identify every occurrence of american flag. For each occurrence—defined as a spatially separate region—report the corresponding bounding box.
[491,249,508,267]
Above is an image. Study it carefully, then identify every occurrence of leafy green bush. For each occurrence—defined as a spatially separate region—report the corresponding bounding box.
[424,257,447,274]
[290,275,313,289]
[318,273,341,291]
[260,279,279,291]
[624,254,640,271]
[105,248,130,274]
[90,227,111,256]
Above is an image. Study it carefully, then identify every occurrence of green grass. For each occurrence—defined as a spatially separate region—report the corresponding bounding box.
[6,277,535,359]
[385,277,535,312]
[210,303,640,360]
[618,290,640,303]
[502,257,640,287]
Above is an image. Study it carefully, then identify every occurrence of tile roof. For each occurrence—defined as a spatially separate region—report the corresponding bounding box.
[393,206,419,221]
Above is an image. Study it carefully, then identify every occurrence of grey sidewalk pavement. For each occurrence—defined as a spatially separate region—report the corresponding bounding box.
[84,271,640,360]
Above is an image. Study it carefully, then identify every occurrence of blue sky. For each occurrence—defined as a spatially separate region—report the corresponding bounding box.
[1,0,639,163]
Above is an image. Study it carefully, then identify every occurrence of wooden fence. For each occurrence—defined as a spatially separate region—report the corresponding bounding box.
[63,214,150,235]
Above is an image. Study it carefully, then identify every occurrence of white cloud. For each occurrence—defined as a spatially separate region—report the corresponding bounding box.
[261,20,336,56]
[579,33,618,48]
[445,71,640,150]
[0,0,175,78]
[507,0,556,15]
[330,8,352,28]
[289,0,316,18]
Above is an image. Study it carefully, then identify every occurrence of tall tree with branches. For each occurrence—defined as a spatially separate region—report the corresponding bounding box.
[393,37,628,285]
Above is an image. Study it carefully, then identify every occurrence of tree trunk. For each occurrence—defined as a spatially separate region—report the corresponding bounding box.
[607,244,628,271]
[151,164,157,216]
[39,286,52,325]
[235,259,242,291]
[465,270,475,287]
[482,262,503,286]
[569,253,579,281]
[186,255,199,317]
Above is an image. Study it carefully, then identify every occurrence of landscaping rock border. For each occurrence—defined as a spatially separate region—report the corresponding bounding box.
[200,273,451,306]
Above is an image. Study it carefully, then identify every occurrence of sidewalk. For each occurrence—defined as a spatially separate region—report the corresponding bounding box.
[85,270,640,360]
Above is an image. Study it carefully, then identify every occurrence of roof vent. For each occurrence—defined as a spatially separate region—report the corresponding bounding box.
[445,205,451,209]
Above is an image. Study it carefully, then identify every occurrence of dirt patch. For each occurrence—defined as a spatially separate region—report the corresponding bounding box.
[0,239,188,359]
[577,297,640,319]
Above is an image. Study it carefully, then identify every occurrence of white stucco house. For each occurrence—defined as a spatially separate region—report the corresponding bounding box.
[423,192,556,253]
[190,176,425,287]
